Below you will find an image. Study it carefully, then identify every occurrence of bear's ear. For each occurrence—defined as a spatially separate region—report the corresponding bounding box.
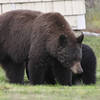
[77,33,84,43]
[59,35,67,47]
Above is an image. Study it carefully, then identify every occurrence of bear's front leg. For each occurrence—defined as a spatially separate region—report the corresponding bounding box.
[52,65,72,86]
[44,67,56,85]
[28,59,46,85]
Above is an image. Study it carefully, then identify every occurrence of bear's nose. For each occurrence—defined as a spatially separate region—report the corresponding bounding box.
[70,62,83,74]
[77,67,83,74]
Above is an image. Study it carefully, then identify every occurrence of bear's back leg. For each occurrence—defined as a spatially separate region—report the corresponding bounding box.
[1,57,25,84]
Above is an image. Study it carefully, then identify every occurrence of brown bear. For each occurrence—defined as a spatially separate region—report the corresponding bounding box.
[0,10,84,85]
[0,10,42,83]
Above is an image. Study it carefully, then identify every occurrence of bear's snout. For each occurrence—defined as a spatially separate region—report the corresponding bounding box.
[70,62,83,74]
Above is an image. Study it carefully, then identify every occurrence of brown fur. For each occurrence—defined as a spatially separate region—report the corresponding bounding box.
[0,10,42,83]
[0,10,83,85]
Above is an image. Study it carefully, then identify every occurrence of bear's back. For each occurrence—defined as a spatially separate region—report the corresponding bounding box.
[0,10,42,62]
[81,44,96,69]
[0,10,42,40]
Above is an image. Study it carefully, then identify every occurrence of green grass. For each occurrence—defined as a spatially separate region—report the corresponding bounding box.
[0,36,100,100]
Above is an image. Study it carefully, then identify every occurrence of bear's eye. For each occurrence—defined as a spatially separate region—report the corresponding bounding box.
[59,35,67,47]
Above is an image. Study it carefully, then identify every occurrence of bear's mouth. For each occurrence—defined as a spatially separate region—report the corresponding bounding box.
[70,62,83,74]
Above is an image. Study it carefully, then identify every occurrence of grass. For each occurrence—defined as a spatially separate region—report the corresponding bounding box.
[0,36,100,100]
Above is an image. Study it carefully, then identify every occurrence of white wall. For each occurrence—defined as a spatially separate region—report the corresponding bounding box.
[0,0,86,30]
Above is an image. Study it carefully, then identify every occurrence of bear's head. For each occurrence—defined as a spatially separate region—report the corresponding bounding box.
[46,12,84,74]
[57,34,84,74]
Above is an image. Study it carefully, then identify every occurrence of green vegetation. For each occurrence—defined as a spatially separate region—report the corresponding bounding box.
[0,36,100,100]
[86,2,100,31]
